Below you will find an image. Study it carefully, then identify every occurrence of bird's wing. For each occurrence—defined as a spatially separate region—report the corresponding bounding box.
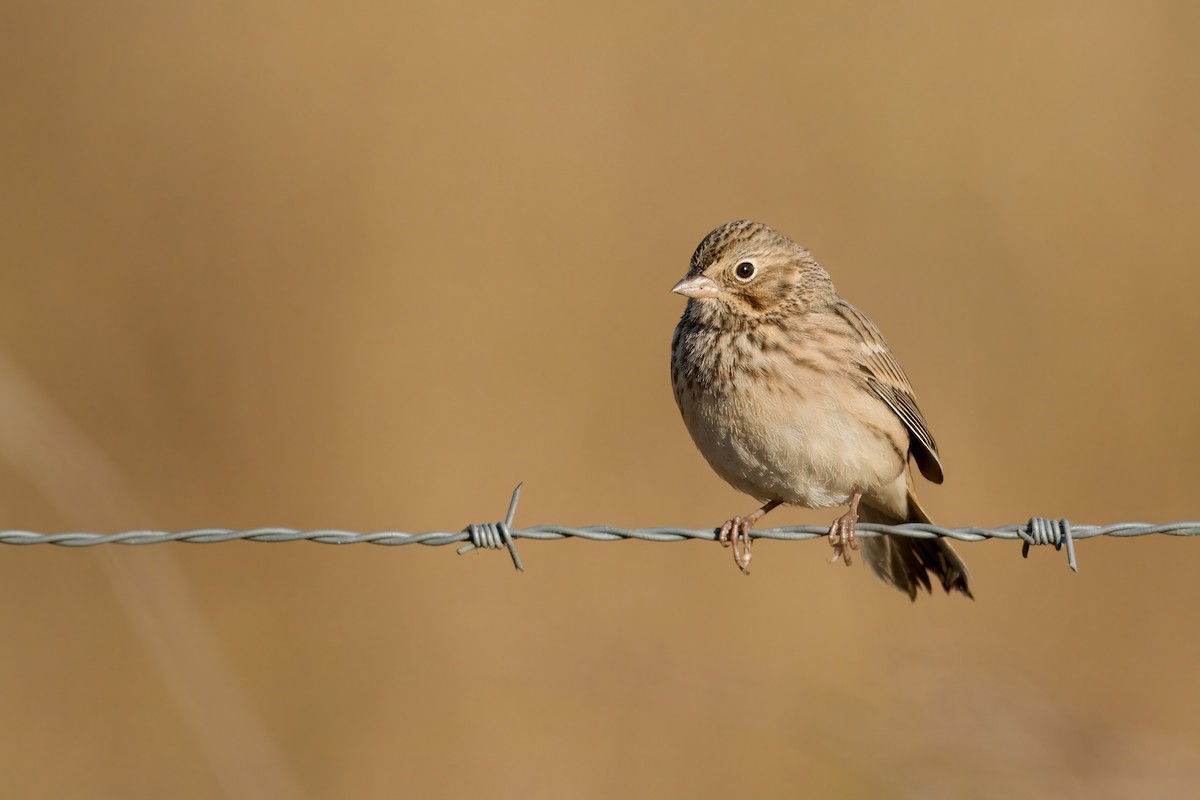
[834,300,944,484]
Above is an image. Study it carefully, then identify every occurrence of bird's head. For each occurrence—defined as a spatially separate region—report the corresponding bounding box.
[672,220,835,327]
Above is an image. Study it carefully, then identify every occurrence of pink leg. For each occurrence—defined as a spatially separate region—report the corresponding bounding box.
[719,499,783,575]
[828,491,862,566]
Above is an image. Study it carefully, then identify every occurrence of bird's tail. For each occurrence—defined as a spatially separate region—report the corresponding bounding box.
[859,493,973,600]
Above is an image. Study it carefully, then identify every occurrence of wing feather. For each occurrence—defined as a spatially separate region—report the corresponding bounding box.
[834,300,944,484]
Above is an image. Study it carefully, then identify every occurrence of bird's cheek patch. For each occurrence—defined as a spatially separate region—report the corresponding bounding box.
[744,273,791,312]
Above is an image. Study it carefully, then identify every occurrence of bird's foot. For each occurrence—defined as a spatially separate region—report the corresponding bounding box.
[719,517,753,575]
[827,507,860,566]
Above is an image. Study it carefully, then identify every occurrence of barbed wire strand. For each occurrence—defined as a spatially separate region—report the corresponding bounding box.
[2,484,1197,573]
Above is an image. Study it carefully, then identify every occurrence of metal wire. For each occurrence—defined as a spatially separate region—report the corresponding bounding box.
[1,485,1195,572]
[5,520,1197,546]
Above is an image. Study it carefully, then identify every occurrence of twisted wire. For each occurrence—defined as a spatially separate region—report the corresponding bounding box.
[2,521,1196,546]
[0,482,1193,573]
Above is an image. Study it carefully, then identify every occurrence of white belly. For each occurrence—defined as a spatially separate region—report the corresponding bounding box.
[679,372,907,509]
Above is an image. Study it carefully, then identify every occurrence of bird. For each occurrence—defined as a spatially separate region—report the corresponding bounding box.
[670,220,972,599]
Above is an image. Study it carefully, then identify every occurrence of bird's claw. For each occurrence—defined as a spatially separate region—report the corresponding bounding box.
[827,508,859,566]
[719,517,753,575]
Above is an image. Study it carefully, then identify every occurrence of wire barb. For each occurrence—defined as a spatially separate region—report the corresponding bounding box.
[1020,517,1077,572]
[456,484,525,572]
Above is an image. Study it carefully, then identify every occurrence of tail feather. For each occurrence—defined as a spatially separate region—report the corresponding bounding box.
[859,494,973,601]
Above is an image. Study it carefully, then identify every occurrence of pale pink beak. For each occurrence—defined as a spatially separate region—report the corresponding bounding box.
[671,275,720,299]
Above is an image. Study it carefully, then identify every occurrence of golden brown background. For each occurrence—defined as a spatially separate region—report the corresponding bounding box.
[2,3,1198,798]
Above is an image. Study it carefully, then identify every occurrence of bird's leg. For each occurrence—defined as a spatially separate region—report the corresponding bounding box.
[719,499,783,575]
[828,491,862,566]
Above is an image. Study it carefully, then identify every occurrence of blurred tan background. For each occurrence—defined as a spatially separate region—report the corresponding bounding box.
[2,2,1199,798]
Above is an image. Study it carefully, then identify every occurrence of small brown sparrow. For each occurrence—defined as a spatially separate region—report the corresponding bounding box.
[670,220,971,599]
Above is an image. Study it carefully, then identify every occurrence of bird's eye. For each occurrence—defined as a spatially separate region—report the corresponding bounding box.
[734,261,756,281]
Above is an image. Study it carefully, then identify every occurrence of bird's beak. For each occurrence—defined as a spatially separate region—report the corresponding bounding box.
[671,275,721,299]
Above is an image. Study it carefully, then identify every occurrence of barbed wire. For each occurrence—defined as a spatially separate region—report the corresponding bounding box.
[2,485,1196,572]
